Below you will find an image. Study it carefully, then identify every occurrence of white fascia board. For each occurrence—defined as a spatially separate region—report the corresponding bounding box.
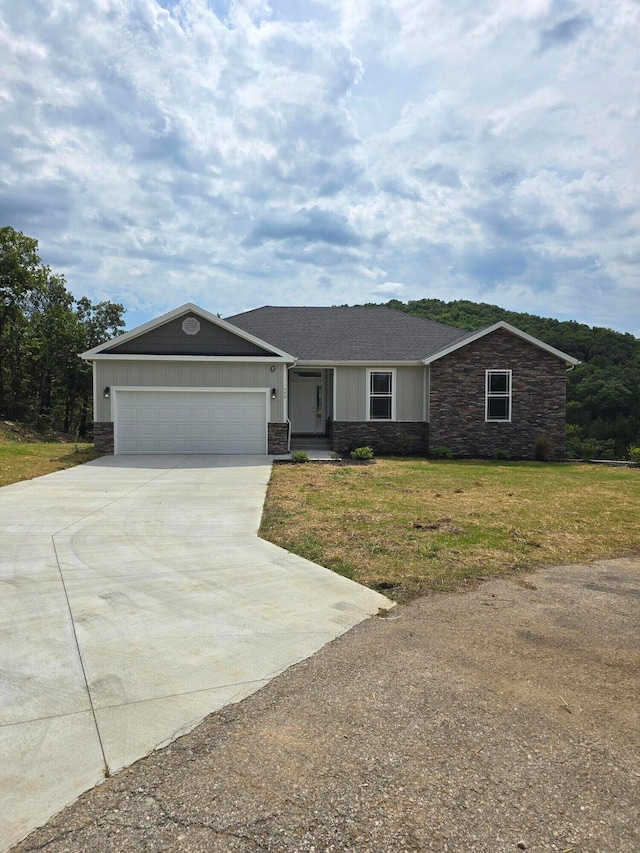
[293,360,424,367]
[80,302,296,361]
[422,321,580,367]
[111,386,271,393]
[83,354,295,363]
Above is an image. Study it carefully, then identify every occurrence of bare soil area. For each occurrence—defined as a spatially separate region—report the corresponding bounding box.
[13,558,640,853]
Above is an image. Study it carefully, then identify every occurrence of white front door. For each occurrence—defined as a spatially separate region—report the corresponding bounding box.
[289,373,324,433]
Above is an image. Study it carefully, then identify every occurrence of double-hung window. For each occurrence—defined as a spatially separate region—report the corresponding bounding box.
[486,370,511,421]
[368,370,395,420]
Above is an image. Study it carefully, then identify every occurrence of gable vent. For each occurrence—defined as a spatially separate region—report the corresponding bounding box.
[182,316,201,335]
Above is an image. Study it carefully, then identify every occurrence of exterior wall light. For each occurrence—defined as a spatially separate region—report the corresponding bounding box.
[103,386,111,399]
[271,388,277,399]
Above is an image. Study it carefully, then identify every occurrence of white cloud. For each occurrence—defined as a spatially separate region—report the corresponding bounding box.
[374,282,406,296]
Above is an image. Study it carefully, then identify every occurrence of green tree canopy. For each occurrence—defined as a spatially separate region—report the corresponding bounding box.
[0,227,125,436]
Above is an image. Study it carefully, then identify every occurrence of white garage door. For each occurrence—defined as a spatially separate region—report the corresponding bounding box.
[115,390,268,454]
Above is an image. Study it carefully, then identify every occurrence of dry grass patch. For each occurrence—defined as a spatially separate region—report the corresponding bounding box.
[260,459,640,600]
[0,422,100,487]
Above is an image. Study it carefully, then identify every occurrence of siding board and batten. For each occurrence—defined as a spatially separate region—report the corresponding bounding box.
[395,367,425,422]
[335,367,366,421]
[96,361,287,423]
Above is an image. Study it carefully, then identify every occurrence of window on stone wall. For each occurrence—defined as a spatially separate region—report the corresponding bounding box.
[368,369,395,420]
[486,370,512,421]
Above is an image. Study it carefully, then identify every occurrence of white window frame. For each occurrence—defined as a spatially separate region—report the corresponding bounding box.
[485,370,512,422]
[367,369,396,421]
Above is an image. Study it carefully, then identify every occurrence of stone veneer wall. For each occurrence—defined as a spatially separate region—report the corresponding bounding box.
[428,329,568,460]
[93,422,114,454]
[331,422,429,456]
[268,423,289,454]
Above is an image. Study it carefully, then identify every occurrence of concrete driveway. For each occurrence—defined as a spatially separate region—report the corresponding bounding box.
[0,455,390,852]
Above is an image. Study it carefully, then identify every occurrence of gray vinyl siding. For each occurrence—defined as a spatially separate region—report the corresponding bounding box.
[95,361,287,422]
[396,367,426,421]
[334,366,426,422]
[335,367,367,421]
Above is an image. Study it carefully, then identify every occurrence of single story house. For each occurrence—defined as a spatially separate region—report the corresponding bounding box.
[81,303,579,460]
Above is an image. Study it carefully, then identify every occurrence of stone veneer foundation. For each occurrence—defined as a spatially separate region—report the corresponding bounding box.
[331,422,429,457]
[267,423,289,455]
[93,422,114,454]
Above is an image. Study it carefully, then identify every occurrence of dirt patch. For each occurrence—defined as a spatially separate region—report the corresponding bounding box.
[13,558,640,853]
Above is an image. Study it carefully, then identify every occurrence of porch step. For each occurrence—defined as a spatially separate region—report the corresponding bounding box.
[290,435,331,450]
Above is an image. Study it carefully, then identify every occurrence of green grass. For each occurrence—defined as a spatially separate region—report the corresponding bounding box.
[260,458,640,600]
[0,424,100,487]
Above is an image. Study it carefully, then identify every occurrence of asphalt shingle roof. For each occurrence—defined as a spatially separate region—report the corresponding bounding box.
[225,306,471,362]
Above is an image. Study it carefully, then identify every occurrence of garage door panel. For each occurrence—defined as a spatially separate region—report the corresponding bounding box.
[192,409,212,422]
[156,439,180,453]
[119,423,139,437]
[193,423,212,438]
[244,424,266,439]
[115,390,267,454]
[156,423,176,438]
[175,423,194,437]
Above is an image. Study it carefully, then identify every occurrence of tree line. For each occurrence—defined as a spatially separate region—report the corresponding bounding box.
[0,227,125,438]
[371,298,640,459]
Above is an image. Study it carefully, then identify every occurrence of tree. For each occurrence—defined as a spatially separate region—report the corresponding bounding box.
[73,297,125,436]
[0,227,125,436]
[0,227,49,417]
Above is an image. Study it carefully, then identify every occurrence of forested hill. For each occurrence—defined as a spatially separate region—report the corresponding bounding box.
[367,298,640,460]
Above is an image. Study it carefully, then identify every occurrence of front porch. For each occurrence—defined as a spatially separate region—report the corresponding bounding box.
[288,367,334,442]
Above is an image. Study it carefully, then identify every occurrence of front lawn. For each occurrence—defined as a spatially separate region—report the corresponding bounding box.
[260,459,640,600]
[0,423,100,487]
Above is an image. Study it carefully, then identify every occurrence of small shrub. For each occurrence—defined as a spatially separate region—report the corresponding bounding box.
[291,450,310,463]
[564,424,583,459]
[350,446,374,461]
[493,449,510,461]
[628,445,640,465]
[398,433,419,456]
[431,446,453,459]
[578,438,617,461]
[565,426,618,461]
[534,432,553,461]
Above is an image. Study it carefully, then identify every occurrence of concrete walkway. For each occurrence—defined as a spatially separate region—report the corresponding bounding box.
[0,456,390,852]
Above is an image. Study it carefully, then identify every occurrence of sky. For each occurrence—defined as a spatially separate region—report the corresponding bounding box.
[1,0,640,336]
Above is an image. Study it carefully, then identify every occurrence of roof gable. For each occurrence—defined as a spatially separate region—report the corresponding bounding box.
[81,303,295,361]
[423,321,580,366]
